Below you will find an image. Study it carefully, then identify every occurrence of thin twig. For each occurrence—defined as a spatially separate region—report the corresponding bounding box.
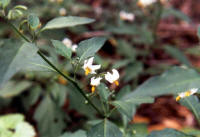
[4,19,103,117]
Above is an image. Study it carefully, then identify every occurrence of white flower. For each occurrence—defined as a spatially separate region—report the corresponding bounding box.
[176,88,198,101]
[62,38,78,53]
[82,57,101,76]
[71,44,78,52]
[105,69,120,86]
[119,11,135,22]
[62,38,72,48]
[90,77,102,93]
[59,8,67,16]
[138,0,157,7]
[90,77,102,86]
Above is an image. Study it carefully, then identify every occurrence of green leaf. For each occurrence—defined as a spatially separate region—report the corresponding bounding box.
[87,119,123,137]
[164,45,191,67]
[108,24,154,45]
[0,81,32,98]
[77,37,107,61]
[197,26,200,39]
[28,14,40,30]
[97,83,110,103]
[24,52,53,72]
[112,96,153,120]
[114,86,153,120]
[132,123,148,137]
[0,40,38,87]
[34,95,66,137]
[0,0,10,8]
[87,119,103,126]
[185,46,200,57]
[123,62,143,82]
[147,128,193,137]
[126,67,200,98]
[112,101,136,121]
[116,85,131,100]
[94,55,110,68]
[107,24,139,35]
[112,59,131,69]
[22,85,41,110]
[162,7,191,22]
[60,130,86,137]
[67,85,96,119]
[48,83,68,107]
[182,128,200,137]
[51,40,72,59]
[131,25,154,45]
[42,16,94,31]
[0,114,36,137]
[117,40,137,58]
[7,9,24,20]
[126,123,148,137]
[180,96,200,124]
[14,5,28,10]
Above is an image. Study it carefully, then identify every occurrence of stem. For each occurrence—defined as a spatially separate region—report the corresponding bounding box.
[38,51,103,116]
[107,106,117,117]
[73,64,79,80]
[152,1,163,46]
[8,21,30,42]
[5,20,103,117]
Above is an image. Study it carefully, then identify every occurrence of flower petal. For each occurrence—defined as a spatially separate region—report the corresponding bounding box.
[105,72,114,83]
[191,88,198,94]
[87,57,94,66]
[91,65,101,70]
[112,69,119,79]
[91,77,102,86]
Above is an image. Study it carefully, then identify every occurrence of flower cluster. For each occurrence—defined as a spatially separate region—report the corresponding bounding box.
[119,11,135,22]
[82,57,120,93]
[62,38,78,52]
[176,88,198,101]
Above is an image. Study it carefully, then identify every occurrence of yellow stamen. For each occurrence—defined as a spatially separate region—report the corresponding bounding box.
[85,67,91,76]
[91,86,95,93]
[114,80,119,86]
[176,96,181,101]
[185,91,191,97]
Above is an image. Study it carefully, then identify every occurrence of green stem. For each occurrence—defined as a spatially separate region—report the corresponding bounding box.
[8,21,31,42]
[5,19,103,117]
[73,64,79,80]
[38,51,103,116]
[107,106,117,117]
[152,1,163,46]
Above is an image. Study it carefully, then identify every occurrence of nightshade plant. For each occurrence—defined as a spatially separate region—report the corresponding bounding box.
[1,0,200,137]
